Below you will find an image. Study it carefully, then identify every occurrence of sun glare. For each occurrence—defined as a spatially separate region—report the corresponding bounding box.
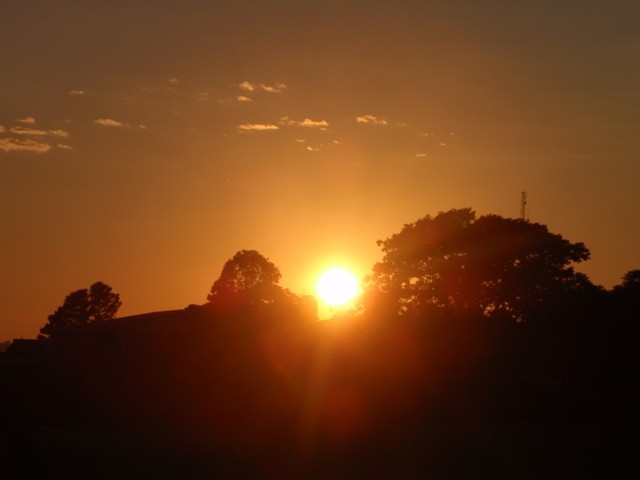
[316,267,360,307]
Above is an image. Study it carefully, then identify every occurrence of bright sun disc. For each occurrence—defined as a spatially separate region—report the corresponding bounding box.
[316,267,360,307]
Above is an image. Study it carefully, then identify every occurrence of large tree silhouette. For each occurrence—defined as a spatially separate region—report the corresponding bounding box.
[39,281,122,339]
[207,250,283,306]
[364,208,593,323]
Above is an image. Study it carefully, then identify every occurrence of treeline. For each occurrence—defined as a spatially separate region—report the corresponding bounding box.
[2,209,639,478]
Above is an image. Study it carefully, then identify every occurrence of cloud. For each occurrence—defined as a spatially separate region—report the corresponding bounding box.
[237,81,287,93]
[356,115,388,125]
[16,117,36,124]
[236,123,279,132]
[0,138,52,153]
[306,146,321,152]
[168,78,179,84]
[68,90,85,96]
[280,116,329,129]
[49,129,70,137]
[10,126,47,135]
[259,82,287,93]
[238,81,255,92]
[56,144,73,150]
[236,95,252,102]
[197,92,210,101]
[415,153,427,158]
[0,125,6,133]
[94,118,126,127]
[9,126,68,137]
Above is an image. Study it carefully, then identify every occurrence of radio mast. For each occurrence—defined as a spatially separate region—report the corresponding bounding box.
[520,190,528,220]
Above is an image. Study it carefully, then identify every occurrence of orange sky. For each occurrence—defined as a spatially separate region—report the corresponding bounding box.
[1,1,639,339]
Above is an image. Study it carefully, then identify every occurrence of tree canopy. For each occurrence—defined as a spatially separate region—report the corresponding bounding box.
[364,208,593,323]
[39,281,122,339]
[207,250,283,306]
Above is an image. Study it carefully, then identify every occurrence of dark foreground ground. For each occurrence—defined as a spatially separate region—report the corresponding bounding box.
[2,307,639,478]
[2,418,638,479]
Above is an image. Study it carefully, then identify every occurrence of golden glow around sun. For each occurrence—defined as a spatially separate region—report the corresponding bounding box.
[316,267,360,307]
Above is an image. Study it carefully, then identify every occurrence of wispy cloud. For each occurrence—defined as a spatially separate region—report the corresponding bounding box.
[279,116,329,129]
[415,153,427,158]
[238,81,255,92]
[356,115,388,125]
[10,126,47,135]
[0,138,52,153]
[168,78,179,84]
[236,123,279,132]
[94,118,126,127]
[236,95,252,102]
[56,144,73,150]
[0,125,5,133]
[259,82,287,93]
[237,81,287,94]
[9,126,70,137]
[16,117,36,124]
[68,90,85,96]
[297,139,341,152]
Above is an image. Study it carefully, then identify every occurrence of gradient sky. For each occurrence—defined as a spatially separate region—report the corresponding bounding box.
[2,1,639,339]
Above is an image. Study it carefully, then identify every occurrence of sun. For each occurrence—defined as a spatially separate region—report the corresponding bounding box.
[316,267,360,307]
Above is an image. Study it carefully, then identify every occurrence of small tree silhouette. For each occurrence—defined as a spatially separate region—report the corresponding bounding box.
[39,281,122,339]
[207,250,283,306]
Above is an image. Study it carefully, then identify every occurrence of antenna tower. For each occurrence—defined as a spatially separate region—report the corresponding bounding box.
[520,190,528,220]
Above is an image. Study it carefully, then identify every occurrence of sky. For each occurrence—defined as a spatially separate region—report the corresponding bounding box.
[1,1,639,339]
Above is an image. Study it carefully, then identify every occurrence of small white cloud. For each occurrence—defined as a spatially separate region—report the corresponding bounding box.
[10,126,48,136]
[328,140,341,145]
[236,95,252,102]
[137,124,147,130]
[236,123,279,132]
[168,78,179,84]
[16,117,36,124]
[94,118,127,127]
[197,92,210,101]
[68,90,85,96]
[10,126,70,137]
[439,142,447,147]
[56,144,73,150]
[0,138,52,153]
[259,82,287,93]
[280,116,329,129]
[356,115,388,125]
[49,129,70,138]
[295,139,306,143]
[419,132,433,137]
[238,81,255,92]
[306,146,320,152]
[415,153,427,158]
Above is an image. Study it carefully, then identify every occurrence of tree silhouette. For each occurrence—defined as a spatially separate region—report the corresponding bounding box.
[207,250,283,306]
[365,208,592,322]
[611,269,640,325]
[38,281,122,339]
